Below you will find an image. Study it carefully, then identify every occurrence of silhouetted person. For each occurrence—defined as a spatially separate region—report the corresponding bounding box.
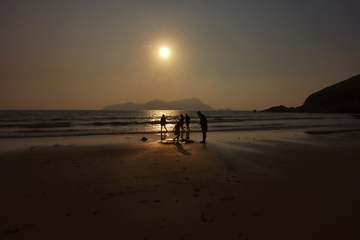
[185,114,190,131]
[197,111,207,143]
[160,114,167,133]
[179,114,185,132]
[173,121,181,144]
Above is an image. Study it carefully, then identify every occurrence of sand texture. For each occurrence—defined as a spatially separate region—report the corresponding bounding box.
[1,131,360,240]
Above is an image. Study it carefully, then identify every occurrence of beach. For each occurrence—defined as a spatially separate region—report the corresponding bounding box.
[1,130,360,240]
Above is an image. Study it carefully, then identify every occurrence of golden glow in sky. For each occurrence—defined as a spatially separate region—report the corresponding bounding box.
[159,47,170,59]
[1,1,359,110]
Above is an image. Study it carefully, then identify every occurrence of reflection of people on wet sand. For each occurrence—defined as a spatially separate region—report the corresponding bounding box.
[160,132,166,141]
[173,121,181,144]
[160,114,167,133]
[185,114,190,131]
[197,111,208,143]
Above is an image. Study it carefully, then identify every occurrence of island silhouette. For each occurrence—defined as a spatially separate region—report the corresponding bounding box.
[102,97,213,111]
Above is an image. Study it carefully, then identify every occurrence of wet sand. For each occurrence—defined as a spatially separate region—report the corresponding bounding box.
[1,130,360,240]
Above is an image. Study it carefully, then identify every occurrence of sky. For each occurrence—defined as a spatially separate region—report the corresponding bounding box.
[1,0,359,110]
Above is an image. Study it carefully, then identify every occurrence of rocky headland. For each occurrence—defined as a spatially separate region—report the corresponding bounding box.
[262,74,360,113]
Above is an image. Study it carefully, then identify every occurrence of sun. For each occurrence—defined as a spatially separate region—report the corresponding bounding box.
[159,47,170,59]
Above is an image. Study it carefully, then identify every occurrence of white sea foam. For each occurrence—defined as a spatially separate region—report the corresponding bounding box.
[0,110,359,138]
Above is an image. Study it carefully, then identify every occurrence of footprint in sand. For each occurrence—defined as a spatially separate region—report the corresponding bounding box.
[5,229,20,234]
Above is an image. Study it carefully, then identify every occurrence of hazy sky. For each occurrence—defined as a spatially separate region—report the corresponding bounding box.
[1,0,359,110]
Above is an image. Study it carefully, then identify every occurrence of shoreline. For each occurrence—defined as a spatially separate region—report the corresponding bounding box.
[1,128,359,153]
[1,130,360,239]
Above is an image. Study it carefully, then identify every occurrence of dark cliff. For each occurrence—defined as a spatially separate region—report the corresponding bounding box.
[298,74,360,113]
[262,74,360,113]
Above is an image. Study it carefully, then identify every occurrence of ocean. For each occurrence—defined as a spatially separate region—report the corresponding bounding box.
[0,110,359,138]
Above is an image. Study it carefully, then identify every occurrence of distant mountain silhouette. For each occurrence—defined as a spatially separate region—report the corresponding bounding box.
[261,105,296,112]
[262,74,360,113]
[102,98,213,110]
[143,99,169,109]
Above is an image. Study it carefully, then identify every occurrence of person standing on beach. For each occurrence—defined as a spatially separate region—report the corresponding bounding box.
[185,114,190,131]
[160,114,167,133]
[179,114,185,132]
[197,111,208,143]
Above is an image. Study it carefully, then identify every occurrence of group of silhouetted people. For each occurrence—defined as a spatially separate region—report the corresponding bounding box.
[160,111,207,144]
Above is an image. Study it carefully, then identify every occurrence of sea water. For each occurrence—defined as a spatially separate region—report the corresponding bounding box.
[0,110,359,138]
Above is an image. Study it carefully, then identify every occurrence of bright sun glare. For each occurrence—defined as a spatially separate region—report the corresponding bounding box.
[159,47,170,59]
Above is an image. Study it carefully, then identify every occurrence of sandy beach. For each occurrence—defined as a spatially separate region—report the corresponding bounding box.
[1,130,360,240]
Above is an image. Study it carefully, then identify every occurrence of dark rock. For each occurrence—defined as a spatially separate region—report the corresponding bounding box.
[262,105,295,112]
[262,74,360,113]
[298,74,360,113]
